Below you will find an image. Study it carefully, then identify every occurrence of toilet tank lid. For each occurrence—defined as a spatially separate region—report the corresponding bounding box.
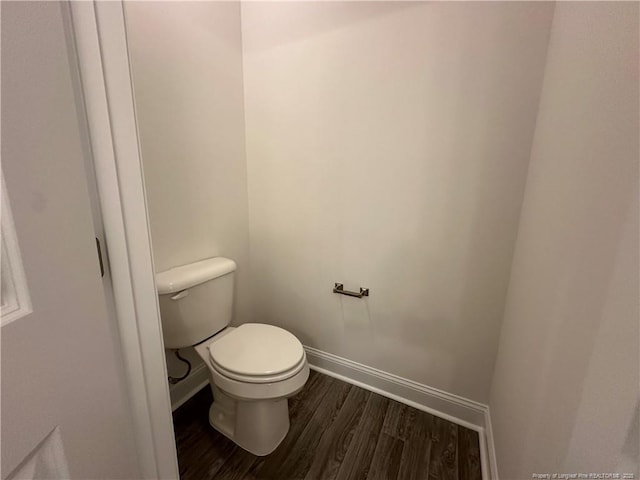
[156,257,236,294]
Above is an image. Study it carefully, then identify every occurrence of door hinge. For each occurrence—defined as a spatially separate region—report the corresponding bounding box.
[95,237,105,277]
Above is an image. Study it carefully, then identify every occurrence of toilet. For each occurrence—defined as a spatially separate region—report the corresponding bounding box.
[155,257,309,456]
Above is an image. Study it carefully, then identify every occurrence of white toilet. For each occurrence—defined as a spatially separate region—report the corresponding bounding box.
[156,257,309,456]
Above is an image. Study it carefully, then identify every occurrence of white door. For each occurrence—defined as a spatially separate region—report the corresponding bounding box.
[1,2,141,478]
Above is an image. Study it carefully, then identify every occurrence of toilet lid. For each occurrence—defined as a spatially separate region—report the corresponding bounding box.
[208,323,304,378]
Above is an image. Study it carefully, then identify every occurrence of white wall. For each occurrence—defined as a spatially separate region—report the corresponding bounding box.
[124,2,250,380]
[125,1,250,323]
[241,2,554,403]
[1,2,140,477]
[489,2,639,477]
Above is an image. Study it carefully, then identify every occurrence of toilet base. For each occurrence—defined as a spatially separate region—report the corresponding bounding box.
[208,384,290,456]
[192,328,309,456]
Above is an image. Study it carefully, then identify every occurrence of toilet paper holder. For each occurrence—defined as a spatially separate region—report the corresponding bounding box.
[333,282,369,298]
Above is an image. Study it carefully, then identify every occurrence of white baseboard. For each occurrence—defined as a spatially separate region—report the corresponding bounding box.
[484,408,500,480]
[303,346,498,479]
[169,363,210,412]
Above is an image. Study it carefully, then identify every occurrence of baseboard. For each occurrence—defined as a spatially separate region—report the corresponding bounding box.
[484,408,500,480]
[303,346,498,479]
[169,362,209,412]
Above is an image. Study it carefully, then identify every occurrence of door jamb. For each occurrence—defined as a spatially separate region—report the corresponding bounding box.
[68,2,179,478]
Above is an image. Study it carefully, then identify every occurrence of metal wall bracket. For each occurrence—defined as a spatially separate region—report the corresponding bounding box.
[333,282,369,298]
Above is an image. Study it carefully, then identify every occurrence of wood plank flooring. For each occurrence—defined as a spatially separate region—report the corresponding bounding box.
[172,370,482,480]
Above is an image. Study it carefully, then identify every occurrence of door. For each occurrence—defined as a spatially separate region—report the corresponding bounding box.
[1,2,140,478]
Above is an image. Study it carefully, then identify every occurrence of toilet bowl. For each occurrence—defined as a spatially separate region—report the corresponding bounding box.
[194,323,309,455]
[155,257,309,456]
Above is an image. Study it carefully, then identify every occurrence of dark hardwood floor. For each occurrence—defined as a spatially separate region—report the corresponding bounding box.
[173,370,482,480]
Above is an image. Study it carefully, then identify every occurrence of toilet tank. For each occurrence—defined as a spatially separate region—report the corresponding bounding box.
[155,257,236,349]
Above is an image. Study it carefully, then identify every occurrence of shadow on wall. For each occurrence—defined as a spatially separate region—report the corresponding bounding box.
[529,190,638,469]
[488,2,640,472]
[618,400,639,471]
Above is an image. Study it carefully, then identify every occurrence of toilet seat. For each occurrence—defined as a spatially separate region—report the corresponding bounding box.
[211,353,307,384]
[208,323,305,384]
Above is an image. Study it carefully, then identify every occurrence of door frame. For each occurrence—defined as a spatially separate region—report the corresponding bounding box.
[67,2,179,478]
